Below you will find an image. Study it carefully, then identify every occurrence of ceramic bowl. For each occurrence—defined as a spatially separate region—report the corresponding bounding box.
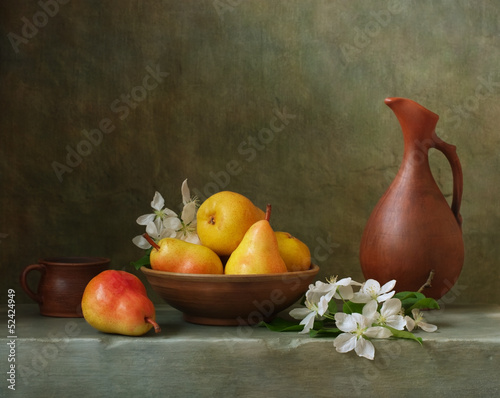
[141,265,320,326]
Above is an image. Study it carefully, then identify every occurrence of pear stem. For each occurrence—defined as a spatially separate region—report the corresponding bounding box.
[145,317,161,333]
[143,233,161,251]
[265,204,272,222]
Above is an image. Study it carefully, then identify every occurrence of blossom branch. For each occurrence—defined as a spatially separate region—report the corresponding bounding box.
[417,269,435,293]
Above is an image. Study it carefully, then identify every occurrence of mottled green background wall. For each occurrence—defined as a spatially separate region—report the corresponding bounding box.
[1,0,499,304]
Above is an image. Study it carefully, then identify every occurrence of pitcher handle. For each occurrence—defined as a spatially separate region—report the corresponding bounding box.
[20,264,45,304]
[433,135,463,227]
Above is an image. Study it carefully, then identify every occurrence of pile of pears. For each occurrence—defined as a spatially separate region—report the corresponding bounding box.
[80,191,311,338]
[148,191,312,275]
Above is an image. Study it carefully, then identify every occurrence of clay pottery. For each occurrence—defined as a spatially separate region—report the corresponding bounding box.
[20,257,110,317]
[141,264,319,326]
[360,97,464,299]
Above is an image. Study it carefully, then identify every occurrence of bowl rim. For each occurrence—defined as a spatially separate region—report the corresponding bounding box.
[141,264,319,282]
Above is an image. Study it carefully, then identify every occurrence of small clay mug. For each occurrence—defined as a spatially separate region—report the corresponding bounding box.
[20,257,110,317]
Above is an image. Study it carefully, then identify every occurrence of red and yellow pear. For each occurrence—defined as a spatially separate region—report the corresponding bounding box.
[81,270,160,336]
[224,204,288,275]
[144,234,223,274]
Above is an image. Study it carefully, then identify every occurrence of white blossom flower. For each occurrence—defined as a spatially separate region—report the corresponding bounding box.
[351,279,396,306]
[405,309,438,332]
[290,295,330,334]
[136,191,178,226]
[132,180,202,249]
[333,307,393,360]
[132,191,180,249]
[175,179,201,244]
[132,219,178,249]
[309,276,362,302]
[372,298,406,330]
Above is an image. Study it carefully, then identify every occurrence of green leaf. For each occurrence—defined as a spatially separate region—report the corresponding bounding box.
[385,326,423,345]
[343,301,365,314]
[309,327,341,338]
[400,297,419,311]
[260,318,304,332]
[409,298,440,312]
[395,291,426,301]
[328,298,338,314]
[130,249,152,270]
[395,291,438,314]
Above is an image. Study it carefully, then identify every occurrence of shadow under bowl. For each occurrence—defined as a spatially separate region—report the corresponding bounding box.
[141,264,319,326]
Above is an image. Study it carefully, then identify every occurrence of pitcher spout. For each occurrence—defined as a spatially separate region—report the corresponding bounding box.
[385,97,439,142]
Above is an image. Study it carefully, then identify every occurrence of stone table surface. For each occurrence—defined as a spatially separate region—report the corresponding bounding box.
[1,304,499,398]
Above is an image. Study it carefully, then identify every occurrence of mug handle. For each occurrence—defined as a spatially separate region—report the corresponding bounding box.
[20,264,45,304]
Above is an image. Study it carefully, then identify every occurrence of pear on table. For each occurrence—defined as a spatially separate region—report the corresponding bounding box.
[144,234,223,274]
[225,204,288,275]
[196,191,265,256]
[81,270,160,336]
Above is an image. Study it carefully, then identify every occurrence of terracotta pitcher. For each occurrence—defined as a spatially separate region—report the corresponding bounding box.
[359,97,464,299]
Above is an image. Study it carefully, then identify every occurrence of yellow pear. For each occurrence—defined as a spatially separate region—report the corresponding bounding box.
[145,235,223,274]
[196,191,265,256]
[225,205,288,275]
[275,231,311,272]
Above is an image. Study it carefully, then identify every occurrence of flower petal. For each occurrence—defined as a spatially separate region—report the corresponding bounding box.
[362,299,378,321]
[159,227,177,239]
[380,298,402,317]
[181,201,197,224]
[334,284,354,300]
[151,191,165,211]
[335,313,357,333]
[161,207,178,218]
[364,326,392,339]
[299,312,317,334]
[183,233,201,245]
[419,321,438,333]
[350,292,371,304]
[317,295,330,317]
[386,315,406,330]
[379,279,396,294]
[181,179,191,205]
[310,280,331,293]
[145,221,159,238]
[163,216,182,231]
[334,333,357,353]
[354,337,375,360]
[352,312,371,329]
[405,316,416,332]
[132,235,151,249]
[289,307,312,321]
[336,277,353,287]
[305,287,327,305]
[377,291,396,303]
[136,213,155,226]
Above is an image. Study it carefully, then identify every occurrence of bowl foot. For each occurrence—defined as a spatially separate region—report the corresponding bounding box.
[182,313,274,326]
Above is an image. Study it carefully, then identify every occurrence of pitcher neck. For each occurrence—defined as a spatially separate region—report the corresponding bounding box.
[385,97,440,144]
[401,142,432,172]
